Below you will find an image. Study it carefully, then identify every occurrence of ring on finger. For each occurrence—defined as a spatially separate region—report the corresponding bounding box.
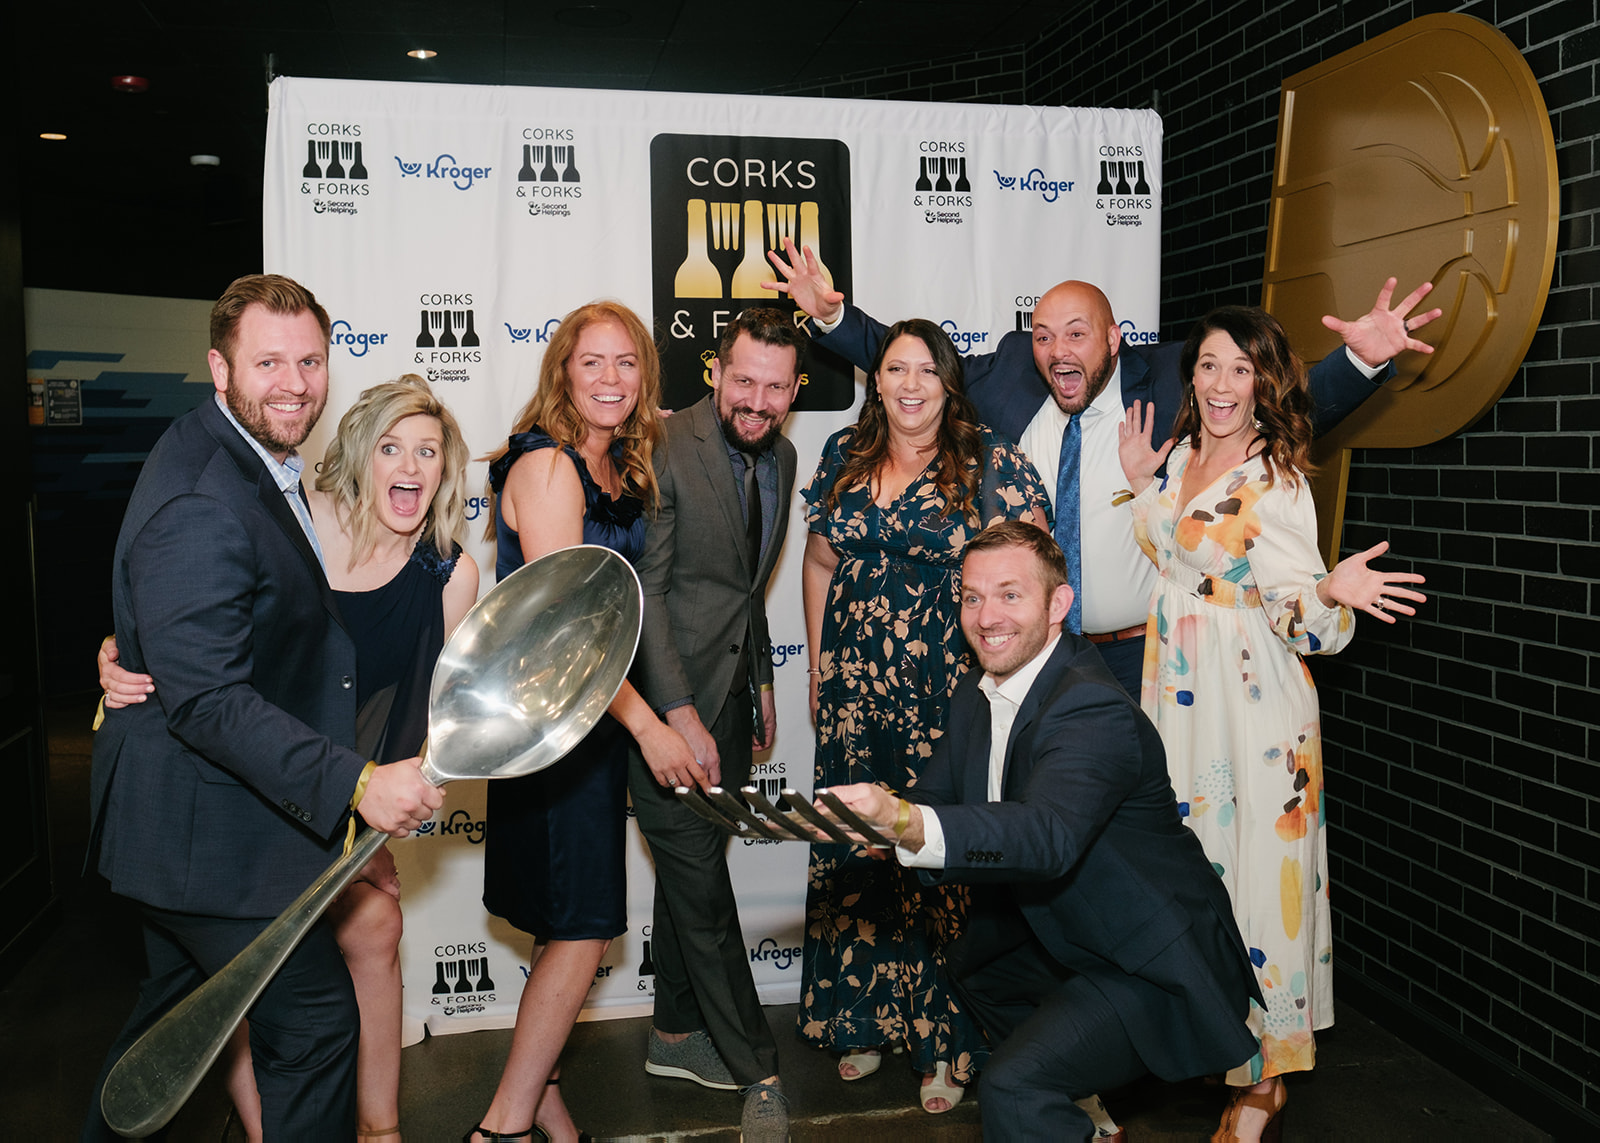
[1374,597,1388,610]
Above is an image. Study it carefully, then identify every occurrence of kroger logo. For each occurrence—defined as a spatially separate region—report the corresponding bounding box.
[991,168,1075,203]
[329,319,389,358]
[749,937,802,971]
[465,494,490,522]
[771,642,805,669]
[504,318,563,345]
[939,320,990,353]
[1118,319,1160,346]
[394,153,494,190]
[413,808,486,842]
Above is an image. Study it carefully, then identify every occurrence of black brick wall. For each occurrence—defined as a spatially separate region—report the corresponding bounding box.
[768,2,1599,1135]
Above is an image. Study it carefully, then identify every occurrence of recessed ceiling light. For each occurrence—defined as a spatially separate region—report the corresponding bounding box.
[190,154,221,166]
[407,49,438,60]
[40,132,67,141]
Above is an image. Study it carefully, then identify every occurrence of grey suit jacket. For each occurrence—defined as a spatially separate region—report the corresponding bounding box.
[633,394,797,726]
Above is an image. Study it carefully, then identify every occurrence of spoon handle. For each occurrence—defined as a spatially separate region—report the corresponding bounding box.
[101,794,422,1136]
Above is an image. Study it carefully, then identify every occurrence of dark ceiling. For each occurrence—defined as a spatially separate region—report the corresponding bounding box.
[19,1,1075,300]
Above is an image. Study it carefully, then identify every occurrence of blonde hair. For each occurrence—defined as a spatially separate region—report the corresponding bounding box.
[315,374,469,570]
[482,301,662,538]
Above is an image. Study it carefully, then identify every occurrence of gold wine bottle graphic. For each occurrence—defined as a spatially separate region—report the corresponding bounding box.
[674,199,722,298]
[731,201,777,298]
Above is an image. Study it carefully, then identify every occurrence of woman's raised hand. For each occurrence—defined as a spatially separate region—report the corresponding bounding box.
[1116,399,1173,493]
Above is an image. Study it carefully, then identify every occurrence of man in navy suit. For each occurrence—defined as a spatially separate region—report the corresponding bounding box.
[83,275,442,1140]
[823,521,1261,1142]
[766,240,1438,692]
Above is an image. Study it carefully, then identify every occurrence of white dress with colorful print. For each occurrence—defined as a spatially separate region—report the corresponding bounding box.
[1129,441,1354,1083]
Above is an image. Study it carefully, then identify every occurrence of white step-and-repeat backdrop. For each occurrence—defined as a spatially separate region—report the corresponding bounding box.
[262,75,1162,1041]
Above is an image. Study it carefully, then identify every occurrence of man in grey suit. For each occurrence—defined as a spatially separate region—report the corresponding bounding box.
[629,307,806,1141]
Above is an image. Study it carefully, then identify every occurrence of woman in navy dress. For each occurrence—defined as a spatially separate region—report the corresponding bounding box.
[467,302,701,1143]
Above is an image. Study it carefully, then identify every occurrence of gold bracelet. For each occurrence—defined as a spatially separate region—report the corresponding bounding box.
[759,682,774,694]
[349,760,379,810]
[894,798,912,838]
[343,760,379,858]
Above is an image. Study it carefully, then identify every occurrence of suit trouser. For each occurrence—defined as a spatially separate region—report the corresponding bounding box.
[82,905,357,1142]
[946,905,1143,1143]
[627,693,779,1086]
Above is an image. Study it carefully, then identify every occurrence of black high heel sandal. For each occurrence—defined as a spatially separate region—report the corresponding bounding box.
[462,1126,547,1143]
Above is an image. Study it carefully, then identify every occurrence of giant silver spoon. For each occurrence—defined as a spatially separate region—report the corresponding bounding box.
[101,544,641,1138]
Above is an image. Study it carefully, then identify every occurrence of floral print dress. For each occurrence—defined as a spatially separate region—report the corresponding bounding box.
[798,423,1050,1082]
[1129,441,1354,1083]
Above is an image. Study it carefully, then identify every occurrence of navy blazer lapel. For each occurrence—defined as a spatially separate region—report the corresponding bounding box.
[998,637,1075,799]
[963,689,994,805]
[200,398,341,621]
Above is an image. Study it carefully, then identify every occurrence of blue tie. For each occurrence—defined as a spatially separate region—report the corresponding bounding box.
[1053,416,1083,634]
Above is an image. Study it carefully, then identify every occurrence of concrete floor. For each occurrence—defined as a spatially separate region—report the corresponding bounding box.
[0,694,1553,1141]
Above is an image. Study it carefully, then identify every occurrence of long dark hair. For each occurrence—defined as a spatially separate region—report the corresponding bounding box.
[1173,306,1314,488]
[827,319,984,521]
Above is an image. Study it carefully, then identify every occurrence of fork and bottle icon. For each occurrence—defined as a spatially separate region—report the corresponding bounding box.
[432,957,496,994]
[518,144,581,182]
[302,140,369,180]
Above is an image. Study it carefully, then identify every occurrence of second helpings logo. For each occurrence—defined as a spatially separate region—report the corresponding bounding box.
[991,167,1075,203]
[394,152,493,190]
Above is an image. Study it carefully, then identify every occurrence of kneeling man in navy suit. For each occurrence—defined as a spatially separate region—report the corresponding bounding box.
[823,520,1260,1142]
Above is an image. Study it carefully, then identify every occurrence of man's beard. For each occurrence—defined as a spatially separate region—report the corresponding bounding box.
[1051,351,1115,415]
[225,385,324,455]
[717,403,784,454]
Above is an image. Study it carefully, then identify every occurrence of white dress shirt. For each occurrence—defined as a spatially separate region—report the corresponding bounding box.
[900,635,1061,869]
[1017,366,1153,635]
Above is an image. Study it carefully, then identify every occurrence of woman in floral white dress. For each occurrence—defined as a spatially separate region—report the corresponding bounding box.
[1117,306,1424,1142]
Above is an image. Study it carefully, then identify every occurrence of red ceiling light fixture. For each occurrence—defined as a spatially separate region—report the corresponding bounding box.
[111,75,150,93]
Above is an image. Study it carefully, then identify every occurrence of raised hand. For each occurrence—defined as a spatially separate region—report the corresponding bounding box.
[1318,540,1428,623]
[1116,399,1173,492]
[1322,277,1442,368]
[763,237,845,324]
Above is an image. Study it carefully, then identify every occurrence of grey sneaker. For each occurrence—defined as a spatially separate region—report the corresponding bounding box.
[739,1080,789,1142]
[644,1028,738,1090]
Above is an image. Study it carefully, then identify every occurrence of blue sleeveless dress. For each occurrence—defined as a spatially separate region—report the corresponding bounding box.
[481,430,646,941]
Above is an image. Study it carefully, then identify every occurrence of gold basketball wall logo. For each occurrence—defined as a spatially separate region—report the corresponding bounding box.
[651,134,855,411]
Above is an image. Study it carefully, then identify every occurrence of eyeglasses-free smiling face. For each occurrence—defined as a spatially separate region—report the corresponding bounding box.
[566,319,642,437]
[960,544,1072,685]
[1189,328,1259,449]
[209,305,330,460]
[873,333,948,444]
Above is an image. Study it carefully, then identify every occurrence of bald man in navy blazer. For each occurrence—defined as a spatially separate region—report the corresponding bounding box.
[823,522,1260,1142]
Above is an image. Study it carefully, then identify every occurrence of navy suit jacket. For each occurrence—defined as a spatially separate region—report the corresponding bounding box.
[815,303,1390,444]
[911,634,1261,1081]
[90,396,369,918]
